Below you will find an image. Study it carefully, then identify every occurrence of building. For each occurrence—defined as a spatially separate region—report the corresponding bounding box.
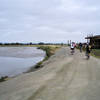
[85,35,100,49]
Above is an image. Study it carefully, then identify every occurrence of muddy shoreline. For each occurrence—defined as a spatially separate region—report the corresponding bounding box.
[0,47,46,82]
[0,46,60,82]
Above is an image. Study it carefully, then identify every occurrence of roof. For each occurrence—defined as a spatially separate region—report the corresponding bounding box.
[85,35,100,39]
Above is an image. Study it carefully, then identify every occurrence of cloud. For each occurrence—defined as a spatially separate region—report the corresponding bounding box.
[0,0,100,43]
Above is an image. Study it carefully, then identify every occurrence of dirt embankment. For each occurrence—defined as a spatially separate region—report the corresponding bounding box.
[0,47,100,100]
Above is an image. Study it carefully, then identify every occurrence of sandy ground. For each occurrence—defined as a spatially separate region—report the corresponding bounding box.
[0,47,100,100]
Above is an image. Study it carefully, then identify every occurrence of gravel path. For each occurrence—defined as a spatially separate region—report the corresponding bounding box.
[0,47,100,100]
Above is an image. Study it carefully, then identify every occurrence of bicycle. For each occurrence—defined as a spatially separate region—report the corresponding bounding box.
[86,51,90,60]
[71,48,75,55]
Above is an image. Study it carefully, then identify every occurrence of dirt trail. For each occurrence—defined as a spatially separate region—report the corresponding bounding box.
[0,47,100,100]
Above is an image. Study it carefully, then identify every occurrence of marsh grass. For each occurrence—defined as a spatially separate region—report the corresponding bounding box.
[91,49,100,58]
[27,45,61,72]
[0,76,8,82]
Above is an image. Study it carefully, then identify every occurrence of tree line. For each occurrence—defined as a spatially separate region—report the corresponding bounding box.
[0,42,66,46]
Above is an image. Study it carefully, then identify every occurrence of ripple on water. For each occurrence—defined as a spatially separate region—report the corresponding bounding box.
[0,47,45,77]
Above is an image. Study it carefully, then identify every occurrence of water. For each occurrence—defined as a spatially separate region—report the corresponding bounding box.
[0,47,45,77]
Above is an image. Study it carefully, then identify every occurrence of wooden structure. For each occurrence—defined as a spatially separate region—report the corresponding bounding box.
[85,35,100,49]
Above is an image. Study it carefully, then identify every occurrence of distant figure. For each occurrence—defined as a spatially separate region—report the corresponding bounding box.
[70,42,75,55]
[79,43,83,52]
[85,43,91,59]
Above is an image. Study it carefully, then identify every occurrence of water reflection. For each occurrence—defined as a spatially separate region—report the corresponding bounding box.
[0,47,45,77]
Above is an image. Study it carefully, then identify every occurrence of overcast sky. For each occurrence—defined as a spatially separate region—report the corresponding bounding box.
[0,0,100,43]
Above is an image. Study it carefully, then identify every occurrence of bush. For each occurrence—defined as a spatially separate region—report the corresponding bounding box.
[0,76,8,82]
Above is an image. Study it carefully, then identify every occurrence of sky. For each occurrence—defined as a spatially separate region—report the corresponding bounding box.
[0,0,100,43]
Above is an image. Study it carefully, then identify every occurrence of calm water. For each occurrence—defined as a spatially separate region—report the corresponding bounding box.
[0,47,45,77]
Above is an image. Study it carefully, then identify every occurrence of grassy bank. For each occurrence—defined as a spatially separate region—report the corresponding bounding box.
[91,49,100,58]
[0,76,8,82]
[0,45,61,82]
[27,45,61,72]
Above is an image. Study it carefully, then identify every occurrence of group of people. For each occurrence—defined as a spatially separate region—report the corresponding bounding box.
[70,42,91,59]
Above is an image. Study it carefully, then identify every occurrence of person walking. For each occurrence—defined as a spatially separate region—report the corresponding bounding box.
[85,43,91,59]
[79,43,83,52]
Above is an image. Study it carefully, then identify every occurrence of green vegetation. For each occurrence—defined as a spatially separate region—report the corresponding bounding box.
[38,46,53,59]
[27,45,61,72]
[0,42,66,47]
[0,76,8,82]
[38,45,61,59]
[91,49,100,58]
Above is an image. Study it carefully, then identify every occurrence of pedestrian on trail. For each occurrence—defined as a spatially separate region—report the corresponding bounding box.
[79,42,83,52]
[85,43,91,59]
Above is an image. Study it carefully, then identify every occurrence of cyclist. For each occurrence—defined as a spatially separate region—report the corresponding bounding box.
[85,43,91,59]
[70,42,75,55]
